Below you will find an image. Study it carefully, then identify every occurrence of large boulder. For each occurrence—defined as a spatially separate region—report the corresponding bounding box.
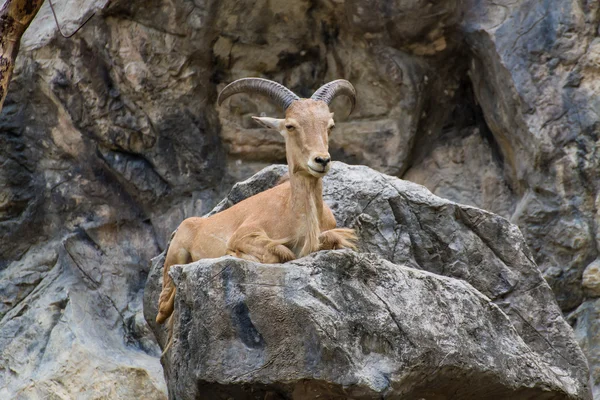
[144,162,590,399]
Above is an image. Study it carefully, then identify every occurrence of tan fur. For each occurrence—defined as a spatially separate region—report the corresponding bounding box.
[155,99,357,332]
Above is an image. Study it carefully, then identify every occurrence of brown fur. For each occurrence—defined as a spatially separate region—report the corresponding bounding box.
[155,99,357,340]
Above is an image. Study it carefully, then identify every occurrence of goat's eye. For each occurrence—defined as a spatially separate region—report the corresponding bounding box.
[285,125,295,131]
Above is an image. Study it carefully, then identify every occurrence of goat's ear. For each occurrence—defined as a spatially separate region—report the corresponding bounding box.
[252,116,284,131]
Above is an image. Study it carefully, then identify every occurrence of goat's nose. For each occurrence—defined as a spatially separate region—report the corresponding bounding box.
[314,156,331,166]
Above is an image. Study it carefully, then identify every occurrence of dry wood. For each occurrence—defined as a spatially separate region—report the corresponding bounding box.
[0,0,44,111]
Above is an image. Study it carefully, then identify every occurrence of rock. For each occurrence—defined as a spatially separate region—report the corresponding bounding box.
[162,252,573,399]
[2,0,600,397]
[571,299,600,400]
[0,222,167,400]
[458,0,600,315]
[144,162,590,399]
[404,127,515,219]
[583,260,600,298]
[1,1,229,395]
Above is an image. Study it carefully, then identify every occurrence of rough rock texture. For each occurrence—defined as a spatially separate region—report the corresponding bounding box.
[573,300,600,399]
[156,252,573,400]
[144,162,590,399]
[0,223,167,399]
[1,0,599,398]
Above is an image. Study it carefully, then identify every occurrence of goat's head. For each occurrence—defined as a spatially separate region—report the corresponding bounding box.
[218,78,356,178]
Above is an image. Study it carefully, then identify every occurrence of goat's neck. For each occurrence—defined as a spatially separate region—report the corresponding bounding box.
[288,170,324,257]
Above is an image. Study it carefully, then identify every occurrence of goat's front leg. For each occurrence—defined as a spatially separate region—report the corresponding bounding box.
[319,228,358,251]
[156,246,191,324]
[227,226,295,264]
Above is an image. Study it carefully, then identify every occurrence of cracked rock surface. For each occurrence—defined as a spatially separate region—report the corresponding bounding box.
[144,162,590,400]
[1,0,599,397]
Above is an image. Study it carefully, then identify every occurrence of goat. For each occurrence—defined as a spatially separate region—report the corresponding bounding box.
[156,78,358,325]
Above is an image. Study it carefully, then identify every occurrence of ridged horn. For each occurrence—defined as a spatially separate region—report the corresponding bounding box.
[311,80,356,114]
[217,78,300,110]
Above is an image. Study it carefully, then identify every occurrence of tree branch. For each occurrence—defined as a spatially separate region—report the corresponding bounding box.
[0,0,45,112]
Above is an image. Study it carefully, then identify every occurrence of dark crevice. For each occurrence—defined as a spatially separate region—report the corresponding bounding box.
[404,63,507,170]
[441,75,505,167]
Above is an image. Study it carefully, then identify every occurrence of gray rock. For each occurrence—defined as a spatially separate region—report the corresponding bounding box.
[0,222,167,399]
[572,299,600,400]
[583,261,600,298]
[144,162,590,399]
[166,252,574,399]
[2,0,600,397]
[459,0,600,315]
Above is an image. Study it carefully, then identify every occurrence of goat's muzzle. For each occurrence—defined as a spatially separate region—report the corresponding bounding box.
[307,154,331,177]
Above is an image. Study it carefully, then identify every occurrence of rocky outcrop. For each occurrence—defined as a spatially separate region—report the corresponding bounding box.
[144,162,590,399]
[0,222,167,399]
[153,252,574,400]
[1,0,599,398]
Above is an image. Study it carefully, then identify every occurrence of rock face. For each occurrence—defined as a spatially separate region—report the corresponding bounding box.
[0,223,167,399]
[155,253,572,400]
[1,0,599,398]
[144,162,590,399]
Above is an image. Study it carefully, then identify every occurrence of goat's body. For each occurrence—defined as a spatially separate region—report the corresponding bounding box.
[172,180,336,258]
[156,176,354,324]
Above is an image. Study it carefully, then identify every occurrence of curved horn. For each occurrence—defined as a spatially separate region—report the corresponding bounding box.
[311,79,356,114]
[217,78,300,110]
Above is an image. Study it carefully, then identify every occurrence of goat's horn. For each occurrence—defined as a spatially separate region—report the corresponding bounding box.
[217,78,300,110]
[311,80,356,114]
